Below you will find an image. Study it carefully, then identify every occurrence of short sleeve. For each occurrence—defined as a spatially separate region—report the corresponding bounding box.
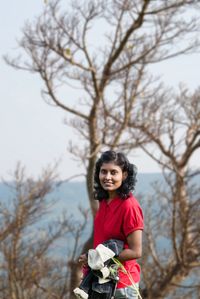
[122,200,144,237]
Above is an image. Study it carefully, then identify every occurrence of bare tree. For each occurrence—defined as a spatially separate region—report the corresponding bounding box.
[0,164,89,299]
[4,0,200,296]
[127,86,200,298]
[5,0,200,214]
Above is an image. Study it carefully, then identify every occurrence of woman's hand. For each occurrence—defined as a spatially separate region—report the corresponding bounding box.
[78,254,88,266]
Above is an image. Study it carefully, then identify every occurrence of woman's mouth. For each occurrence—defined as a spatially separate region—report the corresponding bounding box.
[104,181,113,186]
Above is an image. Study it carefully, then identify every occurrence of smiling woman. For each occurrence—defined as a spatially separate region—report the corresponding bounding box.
[98,162,127,201]
[76,151,144,299]
[94,151,137,202]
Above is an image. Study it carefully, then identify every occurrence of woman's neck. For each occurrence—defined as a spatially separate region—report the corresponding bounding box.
[107,191,117,202]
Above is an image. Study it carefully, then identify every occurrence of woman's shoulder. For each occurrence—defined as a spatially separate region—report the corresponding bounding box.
[122,193,141,209]
[121,194,144,221]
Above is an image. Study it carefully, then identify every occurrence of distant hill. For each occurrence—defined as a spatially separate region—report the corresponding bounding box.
[1,172,198,219]
[0,173,163,215]
[0,173,164,256]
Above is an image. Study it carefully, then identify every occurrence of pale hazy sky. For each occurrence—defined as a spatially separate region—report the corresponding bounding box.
[0,1,200,181]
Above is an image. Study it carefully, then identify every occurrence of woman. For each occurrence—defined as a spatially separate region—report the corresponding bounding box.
[79,150,144,299]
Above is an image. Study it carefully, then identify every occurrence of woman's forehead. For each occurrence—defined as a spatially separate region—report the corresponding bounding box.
[100,162,121,170]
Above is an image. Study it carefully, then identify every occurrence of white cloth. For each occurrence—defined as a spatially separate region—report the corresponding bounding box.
[98,266,111,284]
[88,244,115,270]
[73,287,88,299]
[99,266,110,279]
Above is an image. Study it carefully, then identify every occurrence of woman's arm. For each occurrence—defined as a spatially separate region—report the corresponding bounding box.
[118,230,142,262]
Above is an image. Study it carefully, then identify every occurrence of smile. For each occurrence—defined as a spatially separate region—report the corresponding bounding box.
[103,182,113,185]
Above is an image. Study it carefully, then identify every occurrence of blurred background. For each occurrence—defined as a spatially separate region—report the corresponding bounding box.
[0,1,200,299]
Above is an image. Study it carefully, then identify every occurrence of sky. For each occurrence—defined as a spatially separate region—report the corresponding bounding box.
[0,1,200,181]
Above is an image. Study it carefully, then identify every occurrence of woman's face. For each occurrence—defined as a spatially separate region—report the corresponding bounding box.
[99,162,127,196]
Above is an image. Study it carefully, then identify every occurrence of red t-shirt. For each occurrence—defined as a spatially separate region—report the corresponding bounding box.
[94,193,144,288]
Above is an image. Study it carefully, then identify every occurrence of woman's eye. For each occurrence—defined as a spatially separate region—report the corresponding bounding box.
[101,170,106,174]
[111,171,117,175]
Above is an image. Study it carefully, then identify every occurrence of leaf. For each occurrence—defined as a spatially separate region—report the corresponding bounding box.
[64,48,71,57]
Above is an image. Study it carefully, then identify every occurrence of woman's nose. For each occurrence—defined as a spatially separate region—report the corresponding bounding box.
[105,172,111,179]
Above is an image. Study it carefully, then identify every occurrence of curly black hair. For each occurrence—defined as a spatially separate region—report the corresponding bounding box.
[93,150,137,201]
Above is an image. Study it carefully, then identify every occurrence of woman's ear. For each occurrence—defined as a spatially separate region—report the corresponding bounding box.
[122,171,128,181]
